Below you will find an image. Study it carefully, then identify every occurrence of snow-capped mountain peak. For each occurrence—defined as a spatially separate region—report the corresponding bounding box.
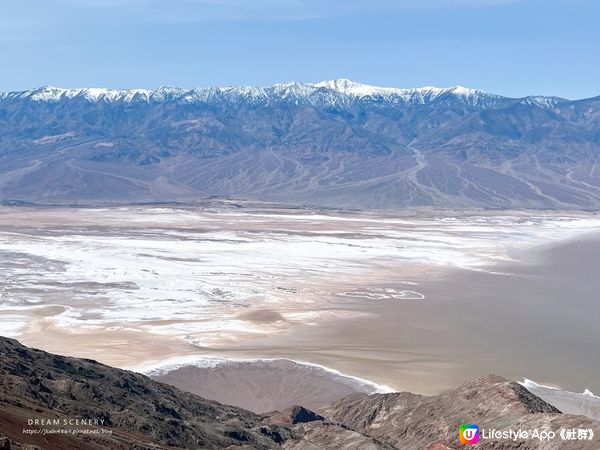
[311,79,488,99]
[313,79,389,96]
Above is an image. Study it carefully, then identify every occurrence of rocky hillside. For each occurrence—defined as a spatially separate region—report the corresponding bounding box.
[0,336,293,449]
[0,337,598,449]
[320,375,599,449]
[1,80,599,208]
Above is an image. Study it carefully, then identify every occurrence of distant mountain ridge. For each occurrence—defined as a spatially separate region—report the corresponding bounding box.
[0,79,568,107]
[0,80,599,208]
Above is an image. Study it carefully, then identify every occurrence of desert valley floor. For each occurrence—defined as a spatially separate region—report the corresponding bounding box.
[1,203,599,412]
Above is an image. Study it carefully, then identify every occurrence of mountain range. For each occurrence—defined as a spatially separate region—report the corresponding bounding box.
[1,79,599,208]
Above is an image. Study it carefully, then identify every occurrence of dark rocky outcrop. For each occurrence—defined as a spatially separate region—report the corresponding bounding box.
[267,406,324,425]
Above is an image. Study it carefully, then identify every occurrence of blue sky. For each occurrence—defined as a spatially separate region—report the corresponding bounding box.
[1,0,598,98]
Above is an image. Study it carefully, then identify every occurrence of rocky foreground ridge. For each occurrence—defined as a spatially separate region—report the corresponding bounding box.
[0,336,598,449]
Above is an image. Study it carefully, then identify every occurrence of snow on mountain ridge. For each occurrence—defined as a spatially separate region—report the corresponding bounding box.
[312,79,486,99]
[0,80,563,108]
